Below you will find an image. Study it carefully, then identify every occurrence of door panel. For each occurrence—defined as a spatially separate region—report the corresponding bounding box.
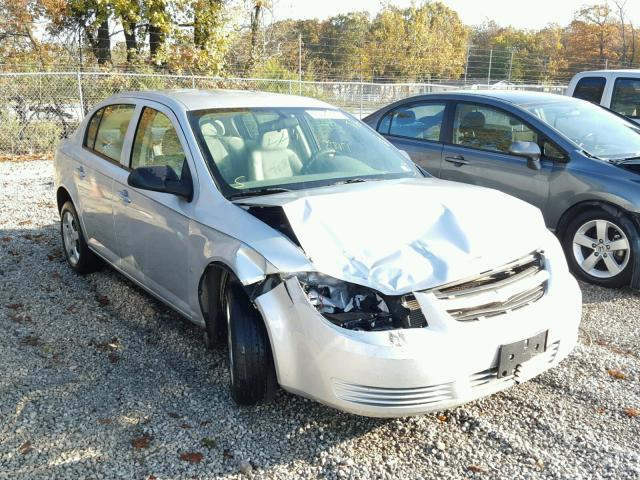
[112,104,194,315]
[440,102,551,212]
[386,136,444,175]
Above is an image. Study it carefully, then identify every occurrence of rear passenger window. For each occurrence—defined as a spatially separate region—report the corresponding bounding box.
[131,108,187,180]
[453,103,538,154]
[611,78,640,118]
[386,103,446,142]
[573,77,606,104]
[92,104,135,161]
[84,108,103,149]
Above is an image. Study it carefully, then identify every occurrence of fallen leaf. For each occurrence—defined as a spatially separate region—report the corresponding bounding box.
[21,335,42,347]
[223,448,235,460]
[607,369,626,380]
[8,250,20,256]
[6,303,23,310]
[147,476,157,480]
[1,236,11,242]
[94,337,120,352]
[108,353,119,364]
[179,452,203,463]
[17,219,32,225]
[9,314,32,324]
[51,272,61,279]
[65,304,77,314]
[624,407,639,418]
[46,254,57,261]
[97,418,113,425]
[201,437,216,449]
[96,295,110,306]
[18,441,32,455]
[132,435,153,449]
[167,412,180,418]
[179,423,192,429]
[437,414,447,422]
[467,464,488,473]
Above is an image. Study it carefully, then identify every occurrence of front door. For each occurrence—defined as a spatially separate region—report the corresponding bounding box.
[440,102,552,213]
[112,103,196,316]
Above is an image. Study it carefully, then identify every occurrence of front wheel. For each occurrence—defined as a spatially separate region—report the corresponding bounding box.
[563,209,636,288]
[225,283,278,405]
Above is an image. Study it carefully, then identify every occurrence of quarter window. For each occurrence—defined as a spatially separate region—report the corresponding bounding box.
[572,76,606,104]
[610,78,640,118]
[453,103,538,154]
[382,103,446,141]
[84,108,103,149]
[91,104,135,161]
[131,108,187,180]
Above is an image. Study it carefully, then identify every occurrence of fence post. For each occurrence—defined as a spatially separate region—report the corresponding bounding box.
[464,44,470,84]
[508,48,514,82]
[289,79,292,95]
[298,32,302,95]
[77,71,85,118]
[487,48,493,86]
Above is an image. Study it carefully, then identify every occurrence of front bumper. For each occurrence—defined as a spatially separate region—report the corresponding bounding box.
[255,259,581,418]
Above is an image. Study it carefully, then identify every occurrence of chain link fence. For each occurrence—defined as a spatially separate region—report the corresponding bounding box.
[0,71,567,157]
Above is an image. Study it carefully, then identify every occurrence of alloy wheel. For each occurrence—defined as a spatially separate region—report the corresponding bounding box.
[572,219,630,279]
[62,210,81,266]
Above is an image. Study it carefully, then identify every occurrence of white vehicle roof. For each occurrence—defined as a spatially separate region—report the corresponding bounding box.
[572,69,640,76]
[109,89,334,112]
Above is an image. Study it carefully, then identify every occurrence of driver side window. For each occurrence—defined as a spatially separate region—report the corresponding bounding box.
[131,108,186,180]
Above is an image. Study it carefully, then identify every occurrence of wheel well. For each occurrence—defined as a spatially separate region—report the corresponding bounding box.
[555,201,630,241]
[56,187,72,213]
[198,262,234,335]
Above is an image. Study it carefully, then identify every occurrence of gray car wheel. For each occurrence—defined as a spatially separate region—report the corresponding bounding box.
[564,209,636,288]
[60,201,101,274]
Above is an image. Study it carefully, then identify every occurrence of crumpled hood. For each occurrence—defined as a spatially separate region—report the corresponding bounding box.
[237,178,548,295]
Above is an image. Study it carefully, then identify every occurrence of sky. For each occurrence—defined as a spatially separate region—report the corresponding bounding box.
[274,0,640,29]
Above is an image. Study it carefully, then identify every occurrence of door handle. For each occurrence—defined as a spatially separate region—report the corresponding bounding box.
[118,189,132,204]
[444,155,469,166]
[75,165,86,179]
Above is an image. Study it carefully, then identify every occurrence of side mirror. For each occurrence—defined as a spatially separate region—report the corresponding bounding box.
[128,165,193,201]
[509,141,542,171]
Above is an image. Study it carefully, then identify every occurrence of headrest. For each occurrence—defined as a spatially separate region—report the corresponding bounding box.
[395,110,416,125]
[201,120,225,137]
[161,128,183,156]
[260,129,289,150]
[461,111,485,129]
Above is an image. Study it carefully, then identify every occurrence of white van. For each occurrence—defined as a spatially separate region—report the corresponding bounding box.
[566,70,640,122]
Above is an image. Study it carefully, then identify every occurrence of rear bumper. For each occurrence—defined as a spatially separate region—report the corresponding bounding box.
[255,261,581,417]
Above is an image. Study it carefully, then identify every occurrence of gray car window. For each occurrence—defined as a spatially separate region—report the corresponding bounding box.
[573,77,606,104]
[611,78,640,118]
[387,103,446,142]
[131,107,186,180]
[453,103,538,154]
[93,104,135,162]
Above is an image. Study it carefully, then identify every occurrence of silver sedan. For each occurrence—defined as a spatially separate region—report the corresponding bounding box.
[54,90,581,417]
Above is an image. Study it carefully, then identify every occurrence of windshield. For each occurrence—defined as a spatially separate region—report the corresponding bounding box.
[522,98,640,160]
[190,107,420,196]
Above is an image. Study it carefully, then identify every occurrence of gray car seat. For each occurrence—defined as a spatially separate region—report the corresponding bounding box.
[249,129,303,181]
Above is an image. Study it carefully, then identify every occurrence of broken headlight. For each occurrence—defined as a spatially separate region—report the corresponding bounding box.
[291,273,422,331]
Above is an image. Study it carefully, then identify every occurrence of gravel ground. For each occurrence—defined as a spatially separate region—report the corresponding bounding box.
[1,160,639,480]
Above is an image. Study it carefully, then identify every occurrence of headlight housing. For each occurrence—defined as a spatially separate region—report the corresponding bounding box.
[290,272,426,331]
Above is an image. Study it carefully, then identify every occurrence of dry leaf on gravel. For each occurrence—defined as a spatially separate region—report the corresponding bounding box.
[97,418,113,425]
[5,303,23,310]
[179,452,203,463]
[607,369,626,380]
[131,435,153,449]
[624,407,639,418]
[96,295,110,306]
[179,423,192,429]
[21,335,42,347]
[467,464,488,473]
[167,412,180,418]
[18,441,32,455]
[108,353,119,364]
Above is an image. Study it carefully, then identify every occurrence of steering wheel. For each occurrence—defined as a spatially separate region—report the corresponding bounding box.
[301,149,336,174]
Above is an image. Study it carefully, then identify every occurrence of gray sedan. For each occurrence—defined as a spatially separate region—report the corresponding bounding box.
[364,91,640,288]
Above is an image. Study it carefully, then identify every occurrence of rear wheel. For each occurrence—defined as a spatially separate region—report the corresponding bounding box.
[60,201,101,274]
[225,283,277,405]
[563,209,636,288]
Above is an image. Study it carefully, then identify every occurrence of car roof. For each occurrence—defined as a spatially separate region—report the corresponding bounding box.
[574,69,640,75]
[390,90,572,108]
[110,89,334,112]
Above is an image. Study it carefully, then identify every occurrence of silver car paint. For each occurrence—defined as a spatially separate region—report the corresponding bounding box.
[54,90,582,416]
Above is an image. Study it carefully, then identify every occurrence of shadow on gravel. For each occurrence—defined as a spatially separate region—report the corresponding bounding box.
[1,223,394,477]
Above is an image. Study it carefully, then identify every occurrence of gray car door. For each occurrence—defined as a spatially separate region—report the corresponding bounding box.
[111,102,196,317]
[440,101,552,212]
[77,104,136,264]
[375,101,447,175]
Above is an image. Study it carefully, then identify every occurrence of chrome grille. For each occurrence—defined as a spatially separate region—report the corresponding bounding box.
[403,252,547,323]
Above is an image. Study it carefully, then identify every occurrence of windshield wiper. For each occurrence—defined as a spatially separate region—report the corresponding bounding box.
[228,187,292,200]
[332,177,382,185]
[612,155,640,164]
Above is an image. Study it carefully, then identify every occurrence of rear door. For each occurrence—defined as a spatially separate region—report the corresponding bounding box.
[374,101,448,176]
[440,101,554,212]
[76,104,136,263]
[111,102,196,316]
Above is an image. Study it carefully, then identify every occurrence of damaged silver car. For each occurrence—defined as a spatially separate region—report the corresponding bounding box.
[54,90,582,417]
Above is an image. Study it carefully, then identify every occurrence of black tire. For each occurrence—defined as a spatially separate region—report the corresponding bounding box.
[202,270,228,350]
[225,283,277,405]
[60,201,101,274]
[562,208,636,288]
